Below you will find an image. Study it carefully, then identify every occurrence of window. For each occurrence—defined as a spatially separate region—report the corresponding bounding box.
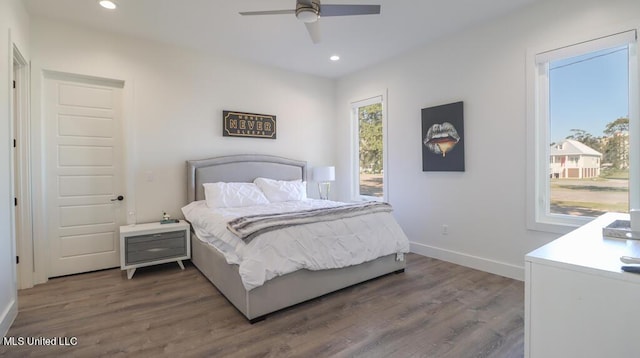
[351,95,386,201]
[528,29,639,231]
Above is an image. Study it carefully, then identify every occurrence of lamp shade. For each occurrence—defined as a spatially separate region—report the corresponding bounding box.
[313,166,335,182]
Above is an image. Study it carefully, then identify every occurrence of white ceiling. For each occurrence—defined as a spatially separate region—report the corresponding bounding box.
[24,0,538,78]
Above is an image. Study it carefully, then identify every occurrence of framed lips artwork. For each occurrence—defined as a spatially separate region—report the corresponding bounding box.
[421,101,465,172]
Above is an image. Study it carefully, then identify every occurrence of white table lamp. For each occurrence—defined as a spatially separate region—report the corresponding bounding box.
[313,166,335,200]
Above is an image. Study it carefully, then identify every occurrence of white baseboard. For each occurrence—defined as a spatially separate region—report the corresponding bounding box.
[0,297,17,337]
[410,241,524,281]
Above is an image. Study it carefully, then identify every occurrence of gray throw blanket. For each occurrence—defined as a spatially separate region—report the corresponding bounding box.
[227,201,393,242]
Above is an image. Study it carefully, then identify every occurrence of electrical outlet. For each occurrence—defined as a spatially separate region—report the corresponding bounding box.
[442,224,449,235]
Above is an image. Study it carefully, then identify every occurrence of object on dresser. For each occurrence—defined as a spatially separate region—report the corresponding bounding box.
[621,265,640,274]
[619,255,640,273]
[602,219,640,240]
[620,255,640,264]
[161,212,179,224]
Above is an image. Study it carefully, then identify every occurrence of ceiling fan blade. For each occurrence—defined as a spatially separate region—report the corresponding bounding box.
[304,21,321,44]
[319,4,381,17]
[239,9,295,16]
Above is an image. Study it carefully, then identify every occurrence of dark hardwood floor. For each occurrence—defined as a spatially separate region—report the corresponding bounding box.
[2,254,524,357]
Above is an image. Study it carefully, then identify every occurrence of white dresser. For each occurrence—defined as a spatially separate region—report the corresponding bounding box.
[525,212,640,358]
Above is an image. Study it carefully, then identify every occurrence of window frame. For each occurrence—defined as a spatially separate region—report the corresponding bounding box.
[526,28,639,233]
[351,94,388,202]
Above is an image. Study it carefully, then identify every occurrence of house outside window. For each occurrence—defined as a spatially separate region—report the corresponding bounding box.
[550,141,601,179]
[527,29,639,232]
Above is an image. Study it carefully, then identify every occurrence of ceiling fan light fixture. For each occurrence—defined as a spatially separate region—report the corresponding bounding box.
[297,10,319,23]
[296,0,320,23]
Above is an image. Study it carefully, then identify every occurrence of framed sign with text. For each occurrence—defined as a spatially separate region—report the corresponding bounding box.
[223,110,276,139]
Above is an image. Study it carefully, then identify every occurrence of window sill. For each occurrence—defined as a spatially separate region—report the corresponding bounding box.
[528,214,595,235]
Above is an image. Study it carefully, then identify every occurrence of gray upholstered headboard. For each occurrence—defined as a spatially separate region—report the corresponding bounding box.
[186,154,307,203]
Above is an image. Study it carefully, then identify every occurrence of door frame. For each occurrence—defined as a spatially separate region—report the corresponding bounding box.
[30,69,135,284]
[12,44,32,289]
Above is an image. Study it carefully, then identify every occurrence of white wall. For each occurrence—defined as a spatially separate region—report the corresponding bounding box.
[29,16,336,281]
[335,0,640,280]
[0,0,30,336]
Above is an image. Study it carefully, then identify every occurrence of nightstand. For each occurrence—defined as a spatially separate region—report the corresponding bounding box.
[119,220,191,279]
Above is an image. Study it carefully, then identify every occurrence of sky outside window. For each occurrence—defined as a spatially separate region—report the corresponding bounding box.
[550,45,629,143]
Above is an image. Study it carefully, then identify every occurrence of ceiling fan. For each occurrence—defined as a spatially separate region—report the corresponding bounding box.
[239,0,381,44]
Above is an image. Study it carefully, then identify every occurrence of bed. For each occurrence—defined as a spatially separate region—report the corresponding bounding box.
[184,154,408,323]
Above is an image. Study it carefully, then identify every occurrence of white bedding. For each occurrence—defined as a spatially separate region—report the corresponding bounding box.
[182,199,410,291]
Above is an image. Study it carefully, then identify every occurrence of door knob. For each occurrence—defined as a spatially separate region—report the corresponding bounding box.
[111,195,124,202]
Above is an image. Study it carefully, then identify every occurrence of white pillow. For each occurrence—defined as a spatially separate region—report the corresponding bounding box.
[254,177,307,202]
[203,182,270,208]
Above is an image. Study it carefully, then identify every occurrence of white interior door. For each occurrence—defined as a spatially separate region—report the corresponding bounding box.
[45,73,125,277]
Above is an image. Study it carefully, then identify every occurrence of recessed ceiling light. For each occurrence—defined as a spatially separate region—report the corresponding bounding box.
[99,0,117,10]
[330,55,340,61]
